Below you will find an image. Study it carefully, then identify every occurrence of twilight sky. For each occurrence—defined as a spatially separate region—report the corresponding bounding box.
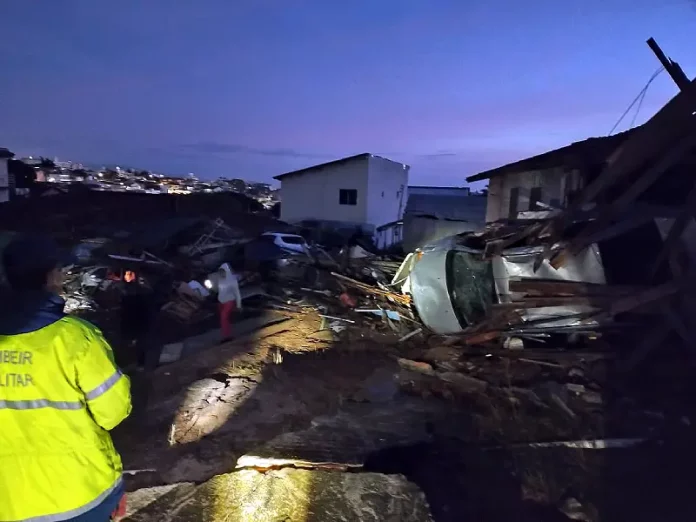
[0,1,694,186]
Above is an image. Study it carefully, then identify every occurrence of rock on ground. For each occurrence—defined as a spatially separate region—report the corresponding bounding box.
[125,483,196,520]
[125,469,433,522]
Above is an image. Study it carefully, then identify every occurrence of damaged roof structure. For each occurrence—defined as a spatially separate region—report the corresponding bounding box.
[467,130,640,223]
[455,71,696,371]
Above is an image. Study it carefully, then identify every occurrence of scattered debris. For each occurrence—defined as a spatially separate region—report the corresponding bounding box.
[10,82,696,520]
[398,328,423,343]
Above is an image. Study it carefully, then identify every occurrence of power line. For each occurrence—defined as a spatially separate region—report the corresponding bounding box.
[629,85,648,129]
[608,66,664,136]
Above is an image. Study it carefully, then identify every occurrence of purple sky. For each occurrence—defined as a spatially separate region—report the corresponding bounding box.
[1,1,694,187]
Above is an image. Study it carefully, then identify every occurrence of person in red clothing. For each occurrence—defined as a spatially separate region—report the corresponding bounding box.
[215,262,242,339]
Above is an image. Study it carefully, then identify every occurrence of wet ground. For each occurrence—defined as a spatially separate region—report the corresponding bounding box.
[110,311,696,521]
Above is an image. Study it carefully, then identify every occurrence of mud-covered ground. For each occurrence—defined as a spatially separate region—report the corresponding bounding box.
[111,309,696,521]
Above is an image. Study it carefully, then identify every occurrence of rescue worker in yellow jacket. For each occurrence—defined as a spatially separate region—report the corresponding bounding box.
[0,235,132,522]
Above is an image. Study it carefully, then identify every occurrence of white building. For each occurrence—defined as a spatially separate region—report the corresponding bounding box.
[0,148,15,203]
[274,153,410,231]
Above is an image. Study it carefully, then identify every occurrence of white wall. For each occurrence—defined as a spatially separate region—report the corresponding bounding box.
[485,167,582,222]
[279,157,369,224]
[0,159,9,203]
[365,155,409,228]
[375,222,403,250]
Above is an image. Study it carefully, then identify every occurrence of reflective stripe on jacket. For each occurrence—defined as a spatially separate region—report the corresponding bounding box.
[0,291,132,522]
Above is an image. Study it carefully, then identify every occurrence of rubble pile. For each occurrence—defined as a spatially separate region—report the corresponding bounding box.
[420,222,663,347]
[4,78,696,522]
[399,83,696,379]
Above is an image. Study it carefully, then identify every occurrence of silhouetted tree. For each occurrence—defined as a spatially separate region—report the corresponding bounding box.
[8,160,36,188]
[39,157,55,169]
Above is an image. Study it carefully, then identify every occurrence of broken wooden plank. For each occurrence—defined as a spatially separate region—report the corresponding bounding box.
[550,393,577,420]
[493,296,612,310]
[536,84,696,271]
[659,301,694,346]
[509,279,643,297]
[550,213,655,269]
[464,331,501,345]
[483,222,544,258]
[573,84,696,212]
[553,132,696,265]
[599,279,682,319]
[620,320,672,372]
[650,184,696,278]
[397,358,435,374]
[330,272,411,306]
[398,328,423,343]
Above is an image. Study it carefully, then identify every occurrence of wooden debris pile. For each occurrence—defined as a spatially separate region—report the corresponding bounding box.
[455,78,696,370]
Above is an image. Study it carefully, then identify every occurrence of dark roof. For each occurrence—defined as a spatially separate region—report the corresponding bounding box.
[405,193,487,222]
[408,185,470,192]
[0,148,15,159]
[273,153,371,181]
[466,129,637,183]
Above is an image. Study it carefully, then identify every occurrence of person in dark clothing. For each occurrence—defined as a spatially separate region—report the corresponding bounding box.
[120,271,156,371]
[134,275,173,372]
[128,276,173,417]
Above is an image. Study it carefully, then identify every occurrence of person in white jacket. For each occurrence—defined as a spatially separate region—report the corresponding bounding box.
[217,262,242,339]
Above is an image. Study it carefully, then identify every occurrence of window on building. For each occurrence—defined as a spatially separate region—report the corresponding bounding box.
[529,187,542,211]
[279,235,305,245]
[508,187,519,219]
[339,189,357,206]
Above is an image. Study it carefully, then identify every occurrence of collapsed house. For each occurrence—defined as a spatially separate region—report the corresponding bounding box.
[435,76,696,370]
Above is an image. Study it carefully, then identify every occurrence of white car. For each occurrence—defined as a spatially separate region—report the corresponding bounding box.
[260,233,310,255]
[394,234,606,335]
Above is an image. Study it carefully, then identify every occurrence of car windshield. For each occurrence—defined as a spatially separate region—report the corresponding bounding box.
[445,250,494,328]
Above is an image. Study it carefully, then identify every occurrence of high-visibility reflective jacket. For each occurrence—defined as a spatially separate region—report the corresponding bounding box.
[0,291,132,522]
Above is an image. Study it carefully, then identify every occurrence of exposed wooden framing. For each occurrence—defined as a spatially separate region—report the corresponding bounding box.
[650,183,696,279]
[533,80,696,272]
[484,222,543,258]
[668,243,688,278]
[509,279,643,297]
[619,321,672,372]
[606,278,682,316]
[550,132,696,267]
[659,302,693,346]
[659,239,696,348]
[647,37,690,92]
[550,213,655,270]
[493,296,612,309]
